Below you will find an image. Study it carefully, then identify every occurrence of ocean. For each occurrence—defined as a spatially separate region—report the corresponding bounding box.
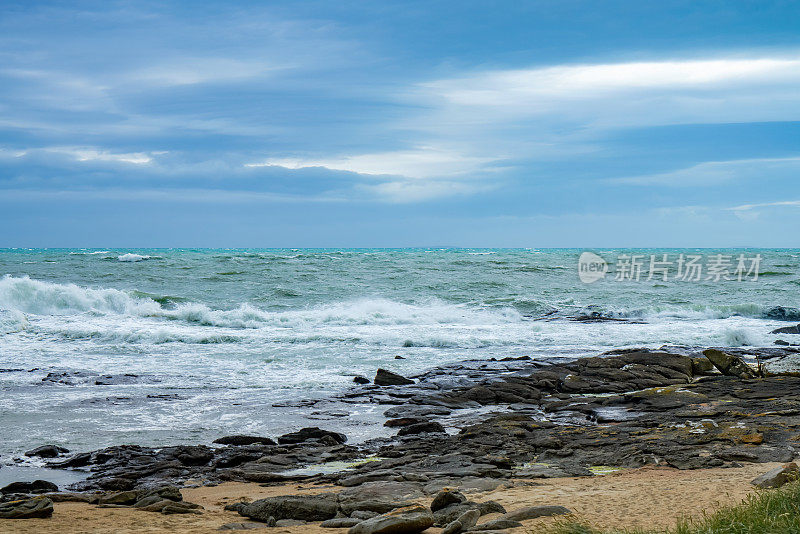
[0,248,798,469]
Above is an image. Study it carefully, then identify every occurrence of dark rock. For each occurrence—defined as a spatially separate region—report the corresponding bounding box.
[499,505,571,522]
[0,496,53,519]
[98,490,139,505]
[137,485,183,502]
[691,357,716,376]
[321,517,362,528]
[384,418,424,428]
[48,452,91,468]
[765,307,800,321]
[24,445,69,458]
[1,480,58,494]
[353,376,371,385]
[771,324,800,334]
[751,462,800,488]
[430,489,467,512]
[162,501,202,514]
[469,518,523,530]
[213,435,276,446]
[703,349,757,379]
[277,427,347,445]
[348,505,434,534]
[456,509,480,529]
[239,495,339,521]
[218,522,272,530]
[397,422,446,437]
[374,369,415,386]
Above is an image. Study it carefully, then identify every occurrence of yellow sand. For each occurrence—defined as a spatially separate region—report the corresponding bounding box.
[0,462,779,533]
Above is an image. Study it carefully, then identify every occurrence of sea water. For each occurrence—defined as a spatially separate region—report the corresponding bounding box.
[0,248,797,465]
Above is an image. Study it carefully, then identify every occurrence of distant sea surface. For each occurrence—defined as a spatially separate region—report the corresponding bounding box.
[1,248,798,463]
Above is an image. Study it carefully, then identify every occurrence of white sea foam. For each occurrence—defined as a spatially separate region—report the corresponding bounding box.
[0,309,29,334]
[118,253,151,262]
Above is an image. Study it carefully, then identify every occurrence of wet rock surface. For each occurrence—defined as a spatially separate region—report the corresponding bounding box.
[10,344,800,527]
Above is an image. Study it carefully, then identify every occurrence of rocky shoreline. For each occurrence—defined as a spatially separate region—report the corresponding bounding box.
[4,342,800,531]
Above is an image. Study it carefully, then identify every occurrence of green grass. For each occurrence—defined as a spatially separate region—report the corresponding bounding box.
[539,481,800,534]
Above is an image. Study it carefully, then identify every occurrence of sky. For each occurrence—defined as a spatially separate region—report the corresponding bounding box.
[2,0,800,247]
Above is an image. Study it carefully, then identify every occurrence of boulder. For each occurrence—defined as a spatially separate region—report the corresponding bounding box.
[161,501,202,514]
[0,496,54,519]
[213,435,276,446]
[24,445,69,458]
[218,522,273,530]
[321,517,362,528]
[456,509,480,529]
[771,324,800,335]
[339,481,423,515]
[751,463,800,489]
[239,495,338,522]
[430,489,467,512]
[98,490,139,505]
[397,422,446,437]
[469,519,523,530]
[374,369,414,386]
[348,505,434,534]
[441,520,462,534]
[691,357,716,376]
[703,349,757,379]
[354,376,371,385]
[384,418,424,428]
[499,505,571,522]
[277,427,347,445]
[0,480,58,494]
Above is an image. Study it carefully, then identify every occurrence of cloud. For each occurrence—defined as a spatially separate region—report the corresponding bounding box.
[418,54,800,131]
[609,157,800,186]
[246,147,498,179]
[11,146,157,165]
[726,199,800,212]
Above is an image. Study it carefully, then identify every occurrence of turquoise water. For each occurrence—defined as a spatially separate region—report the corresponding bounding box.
[0,248,798,461]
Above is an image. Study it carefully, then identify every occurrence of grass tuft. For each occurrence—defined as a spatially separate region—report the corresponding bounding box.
[539,481,800,534]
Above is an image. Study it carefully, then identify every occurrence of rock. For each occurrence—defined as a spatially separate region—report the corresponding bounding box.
[48,452,91,468]
[499,505,571,522]
[98,490,140,505]
[352,510,380,520]
[691,357,716,376]
[456,509,480,529]
[354,376,371,385]
[1,480,58,494]
[0,496,54,519]
[44,492,96,503]
[275,519,306,526]
[321,517,362,528]
[137,485,183,502]
[771,324,800,334]
[374,369,414,386]
[765,307,800,321]
[397,422,446,437]
[441,520,462,534]
[137,499,175,512]
[239,495,338,521]
[430,489,467,512]
[751,462,800,488]
[384,418,424,428]
[348,505,434,534]
[213,435,276,446]
[469,519,523,530]
[703,349,757,379]
[24,445,69,458]
[218,522,272,530]
[277,427,347,445]
[162,501,202,514]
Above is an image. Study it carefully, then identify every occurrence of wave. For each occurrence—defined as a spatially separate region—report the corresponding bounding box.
[0,309,29,334]
[0,276,521,330]
[117,253,151,262]
[69,250,111,255]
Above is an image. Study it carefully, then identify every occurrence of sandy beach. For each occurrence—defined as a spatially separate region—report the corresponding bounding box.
[1,462,780,533]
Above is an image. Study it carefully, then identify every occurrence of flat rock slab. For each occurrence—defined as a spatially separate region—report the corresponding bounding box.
[499,505,571,522]
[348,506,434,534]
[0,497,54,519]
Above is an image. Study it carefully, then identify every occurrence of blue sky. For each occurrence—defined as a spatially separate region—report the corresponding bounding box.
[2,0,800,246]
